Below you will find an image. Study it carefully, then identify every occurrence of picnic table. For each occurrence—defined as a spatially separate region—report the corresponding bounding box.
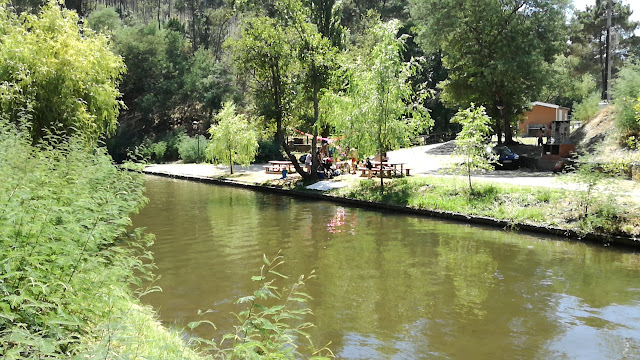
[264,160,294,174]
[358,161,410,178]
[371,161,410,176]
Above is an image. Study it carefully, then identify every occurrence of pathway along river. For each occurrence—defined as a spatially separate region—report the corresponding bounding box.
[132,176,640,359]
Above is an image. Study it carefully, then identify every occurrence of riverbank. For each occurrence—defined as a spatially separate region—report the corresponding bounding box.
[0,126,203,358]
[142,159,640,249]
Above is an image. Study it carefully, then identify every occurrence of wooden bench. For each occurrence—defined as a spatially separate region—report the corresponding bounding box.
[358,167,394,178]
[358,166,410,177]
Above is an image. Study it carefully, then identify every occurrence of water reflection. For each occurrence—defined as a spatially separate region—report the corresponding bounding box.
[132,176,640,359]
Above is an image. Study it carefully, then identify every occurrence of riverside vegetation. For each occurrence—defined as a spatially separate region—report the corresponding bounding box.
[0,121,201,358]
[329,175,639,240]
[0,121,329,358]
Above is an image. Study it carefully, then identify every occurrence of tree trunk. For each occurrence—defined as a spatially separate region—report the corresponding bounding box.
[157,0,161,30]
[271,63,309,180]
[310,78,320,181]
[503,109,514,144]
[229,151,233,174]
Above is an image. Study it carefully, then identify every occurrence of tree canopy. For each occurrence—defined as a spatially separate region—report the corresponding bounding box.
[410,0,568,144]
[321,17,431,188]
[0,1,125,142]
[569,0,639,100]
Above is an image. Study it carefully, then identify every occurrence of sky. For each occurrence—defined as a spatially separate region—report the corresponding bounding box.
[572,0,640,23]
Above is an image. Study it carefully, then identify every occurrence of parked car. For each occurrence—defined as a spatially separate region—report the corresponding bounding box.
[488,145,520,169]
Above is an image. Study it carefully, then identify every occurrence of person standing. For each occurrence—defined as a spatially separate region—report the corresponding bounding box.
[536,128,544,147]
[304,151,312,173]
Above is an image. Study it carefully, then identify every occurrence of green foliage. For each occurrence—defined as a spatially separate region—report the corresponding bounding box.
[567,158,627,220]
[190,252,332,359]
[611,60,640,134]
[333,176,564,224]
[184,48,237,114]
[572,92,602,122]
[568,0,640,97]
[256,138,282,162]
[177,133,209,163]
[230,0,344,179]
[0,120,203,358]
[140,138,168,162]
[321,17,431,189]
[85,5,121,33]
[206,101,258,174]
[113,23,188,132]
[410,0,568,143]
[448,105,496,192]
[0,1,125,143]
[635,94,640,132]
[332,174,637,235]
[539,54,597,109]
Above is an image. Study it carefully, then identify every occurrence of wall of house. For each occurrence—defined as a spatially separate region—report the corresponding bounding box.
[519,106,555,136]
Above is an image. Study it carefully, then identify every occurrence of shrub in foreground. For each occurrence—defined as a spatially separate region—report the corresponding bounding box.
[0,121,200,358]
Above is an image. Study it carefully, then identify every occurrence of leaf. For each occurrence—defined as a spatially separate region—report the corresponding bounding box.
[235,295,255,304]
[267,270,288,279]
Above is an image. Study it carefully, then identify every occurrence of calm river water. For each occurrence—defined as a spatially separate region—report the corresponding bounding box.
[132,176,640,359]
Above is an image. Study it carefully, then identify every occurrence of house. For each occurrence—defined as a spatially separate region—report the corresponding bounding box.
[519,101,570,137]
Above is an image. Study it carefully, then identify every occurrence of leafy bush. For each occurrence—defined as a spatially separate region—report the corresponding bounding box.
[256,138,282,162]
[0,120,201,358]
[178,134,209,163]
[612,60,640,134]
[0,2,125,143]
[158,129,184,161]
[139,137,168,163]
[572,92,601,122]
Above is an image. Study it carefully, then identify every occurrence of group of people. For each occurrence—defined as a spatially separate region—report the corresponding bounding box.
[537,127,569,146]
[299,144,390,179]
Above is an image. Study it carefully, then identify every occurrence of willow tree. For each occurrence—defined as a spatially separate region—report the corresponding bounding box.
[0,1,125,143]
[322,17,431,190]
[206,101,258,174]
[410,0,567,144]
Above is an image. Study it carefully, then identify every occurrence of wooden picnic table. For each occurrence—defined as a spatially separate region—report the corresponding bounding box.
[371,161,409,176]
[264,160,294,174]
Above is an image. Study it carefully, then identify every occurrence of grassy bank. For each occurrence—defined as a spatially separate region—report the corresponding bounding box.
[0,121,202,359]
[329,176,640,239]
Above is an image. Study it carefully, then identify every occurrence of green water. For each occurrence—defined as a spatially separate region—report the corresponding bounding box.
[132,176,640,359]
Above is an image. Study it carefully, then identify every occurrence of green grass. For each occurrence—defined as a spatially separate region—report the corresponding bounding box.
[331,176,637,236]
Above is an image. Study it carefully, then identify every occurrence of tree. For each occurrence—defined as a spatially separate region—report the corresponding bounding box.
[539,54,597,109]
[321,17,431,190]
[449,105,495,192]
[569,0,639,100]
[410,0,568,144]
[0,1,125,143]
[206,101,258,174]
[230,0,340,180]
[611,59,640,135]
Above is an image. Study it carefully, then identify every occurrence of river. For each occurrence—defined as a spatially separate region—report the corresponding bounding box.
[131,176,640,359]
